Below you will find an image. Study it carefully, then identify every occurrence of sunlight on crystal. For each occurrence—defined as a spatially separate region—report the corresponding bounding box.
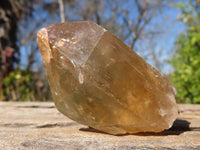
[37,21,178,135]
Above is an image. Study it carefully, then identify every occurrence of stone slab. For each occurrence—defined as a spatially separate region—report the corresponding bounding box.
[0,102,199,150]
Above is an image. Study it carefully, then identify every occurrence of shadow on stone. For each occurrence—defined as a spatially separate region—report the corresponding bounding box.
[0,123,35,128]
[169,119,190,131]
[36,122,78,128]
[17,105,55,109]
[0,122,78,128]
[79,127,106,134]
[134,119,191,136]
[190,127,200,131]
[79,119,191,136]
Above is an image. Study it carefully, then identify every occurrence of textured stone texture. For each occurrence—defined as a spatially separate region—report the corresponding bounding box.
[37,22,178,134]
[0,102,199,150]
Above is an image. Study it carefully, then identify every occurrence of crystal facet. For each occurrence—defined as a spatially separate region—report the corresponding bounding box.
[37,21,178,135]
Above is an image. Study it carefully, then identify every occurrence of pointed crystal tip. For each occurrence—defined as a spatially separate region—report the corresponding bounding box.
[37,21,178,135]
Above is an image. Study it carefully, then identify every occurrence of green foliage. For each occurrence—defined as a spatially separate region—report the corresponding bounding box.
[170,1,200,104]
[175,1,199,24]
[170,24,200,104]
[3,67,34,101]
[3,67,52,101]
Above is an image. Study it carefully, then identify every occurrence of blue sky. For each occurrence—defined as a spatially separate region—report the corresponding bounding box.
[18,0,187,74]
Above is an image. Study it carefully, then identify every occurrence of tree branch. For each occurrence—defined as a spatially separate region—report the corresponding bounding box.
[58,0,65,22]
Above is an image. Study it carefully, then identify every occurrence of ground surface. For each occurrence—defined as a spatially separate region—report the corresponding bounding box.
[0,102,199,150]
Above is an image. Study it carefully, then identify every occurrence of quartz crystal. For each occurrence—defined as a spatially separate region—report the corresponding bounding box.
[37,21,178,135]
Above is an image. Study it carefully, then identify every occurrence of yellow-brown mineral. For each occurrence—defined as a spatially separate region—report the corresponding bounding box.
[37,21,178,135]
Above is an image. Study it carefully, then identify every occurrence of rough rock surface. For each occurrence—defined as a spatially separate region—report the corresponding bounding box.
[0,102,199,150]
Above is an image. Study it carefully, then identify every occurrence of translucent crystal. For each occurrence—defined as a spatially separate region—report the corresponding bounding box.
[37,21,178,135]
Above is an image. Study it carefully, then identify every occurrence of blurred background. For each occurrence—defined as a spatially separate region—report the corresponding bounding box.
[0,0,199,103]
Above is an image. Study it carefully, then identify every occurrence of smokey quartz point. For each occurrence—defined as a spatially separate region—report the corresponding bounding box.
[37,21,178,135]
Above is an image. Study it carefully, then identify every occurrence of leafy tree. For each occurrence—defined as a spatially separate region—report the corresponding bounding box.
[0,0,35,100]
[3,67,34,101]
[3,67,51,101]
[170,1,200,104]
[0,0,22,100]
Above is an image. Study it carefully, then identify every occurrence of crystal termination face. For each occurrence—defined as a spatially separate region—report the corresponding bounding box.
[37,21,178,135]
